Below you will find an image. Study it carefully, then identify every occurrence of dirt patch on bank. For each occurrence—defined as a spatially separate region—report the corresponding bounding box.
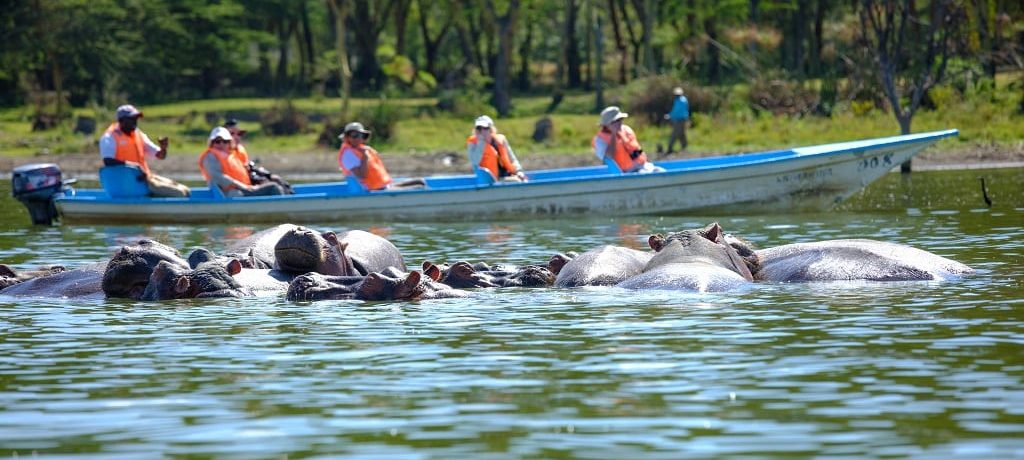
[3,141,1021,180]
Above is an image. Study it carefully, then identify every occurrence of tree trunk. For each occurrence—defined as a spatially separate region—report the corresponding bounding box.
[565,0,582,88]
[327,0,352,118]
[811,0,826,77]
[595,12,605,112]
[301,0,315,85]
[275,20,294,94]
[607,0,628,83]
[491,0,519,117]
[394,0,411,56]
[518,20,533,91]
[704,17,721,84]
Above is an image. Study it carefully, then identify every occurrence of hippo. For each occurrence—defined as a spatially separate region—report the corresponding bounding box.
[102,239,190,299]
[0,264,67,289]
[617,223,754,292]
[553,245,652,287]
[222,224,300,269]
[745,239,974,282]
[274,226,403,276]
[286,269,469,301]
[140,258,293,300]
[0,262,106,299]
[421,260,556,288]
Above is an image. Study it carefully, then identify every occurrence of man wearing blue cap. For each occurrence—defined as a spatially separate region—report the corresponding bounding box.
[99,104,190,197]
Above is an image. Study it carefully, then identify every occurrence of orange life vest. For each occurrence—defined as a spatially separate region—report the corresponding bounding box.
[467,133,518,179]
[104,122,151,174]
[230,143,250,166]
[593,124,647,172]
[199,147,251,193]
[338,142,392,191]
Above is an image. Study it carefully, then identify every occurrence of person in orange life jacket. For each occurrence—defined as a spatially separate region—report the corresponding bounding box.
[99,104,191,197]
[338,122,426,191]
[592,106,665,174]
[224,118,250,165]
[466,115,527,182]
[199,127,284,197]
[225,118,294,194]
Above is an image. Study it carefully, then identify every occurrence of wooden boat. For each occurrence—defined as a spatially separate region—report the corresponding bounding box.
[41,129,956,224]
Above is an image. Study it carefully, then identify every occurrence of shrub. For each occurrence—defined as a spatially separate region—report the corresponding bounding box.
[353,96,404,143]
[616,75,722,125]
[747,75,817,116]
[260,100,309,136]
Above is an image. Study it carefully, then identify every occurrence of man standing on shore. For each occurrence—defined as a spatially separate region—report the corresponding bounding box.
[665,87,690,156]
[99,104,190,197]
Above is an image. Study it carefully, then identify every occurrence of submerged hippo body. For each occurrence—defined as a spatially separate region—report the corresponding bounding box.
[274,226,402,276]
[553,245,652,287]
[753,239,974,282]
[287,270,468,301]
[0,262,106,299]
[422,260,556,288]
[617,223,754,292]
[0,264,67,290]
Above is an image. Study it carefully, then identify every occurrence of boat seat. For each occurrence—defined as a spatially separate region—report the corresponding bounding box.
[99,165,149,198]
[209,183,228,200]
[603,156,624,174]
[474,167,496,186]
[345,179,369,194]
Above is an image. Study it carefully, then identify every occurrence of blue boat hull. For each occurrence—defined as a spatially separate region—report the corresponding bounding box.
[53,130,958,224]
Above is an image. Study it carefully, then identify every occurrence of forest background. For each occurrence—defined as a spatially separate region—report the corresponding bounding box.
[0,0,1022,177]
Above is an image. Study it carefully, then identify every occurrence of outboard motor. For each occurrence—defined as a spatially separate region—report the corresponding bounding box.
[11,163,72,225]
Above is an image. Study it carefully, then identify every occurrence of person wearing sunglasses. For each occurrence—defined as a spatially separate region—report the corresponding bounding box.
[99,104,191,197]
[338,122,425,191]
[593,106,664,174]
[466,115,527,183]
[225,118,294,194]
[199,127,284,197]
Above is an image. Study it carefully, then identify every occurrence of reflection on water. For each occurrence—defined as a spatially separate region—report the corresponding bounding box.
[0,168,1022,458]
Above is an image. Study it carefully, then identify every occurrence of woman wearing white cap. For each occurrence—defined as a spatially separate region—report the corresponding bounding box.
[593,106,663,173]
[466,115,527,182]
[199,127,284,197]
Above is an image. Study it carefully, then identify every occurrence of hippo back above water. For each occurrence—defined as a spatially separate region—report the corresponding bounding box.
[753,239,974,282]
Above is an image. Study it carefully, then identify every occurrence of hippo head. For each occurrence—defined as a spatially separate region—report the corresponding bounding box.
[649,222,755,281]
[422,261,499,288]
[274,226,355,276]
[103,239,189,299]
[357,271,424,301]
[141,259,247,301]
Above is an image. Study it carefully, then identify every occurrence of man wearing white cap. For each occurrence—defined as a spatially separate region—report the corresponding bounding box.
[466,115,527,182]
[199,127,283,197]
[338,122,426,191]
[593,106,663,173]
[99,104,190,197]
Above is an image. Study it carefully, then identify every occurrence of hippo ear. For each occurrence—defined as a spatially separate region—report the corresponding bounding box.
[702,222,724,242]
[649,234,666,251]
[394,271,423,300]
[227,259,243,276]
[0,264,15,278]
[174,276,191,296]
[423,263,441,281]
[547,254,571,275]
[421,260,432,271]
[323,231,340,245]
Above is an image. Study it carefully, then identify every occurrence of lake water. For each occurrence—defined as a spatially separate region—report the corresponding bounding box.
[1,168,1022,459]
